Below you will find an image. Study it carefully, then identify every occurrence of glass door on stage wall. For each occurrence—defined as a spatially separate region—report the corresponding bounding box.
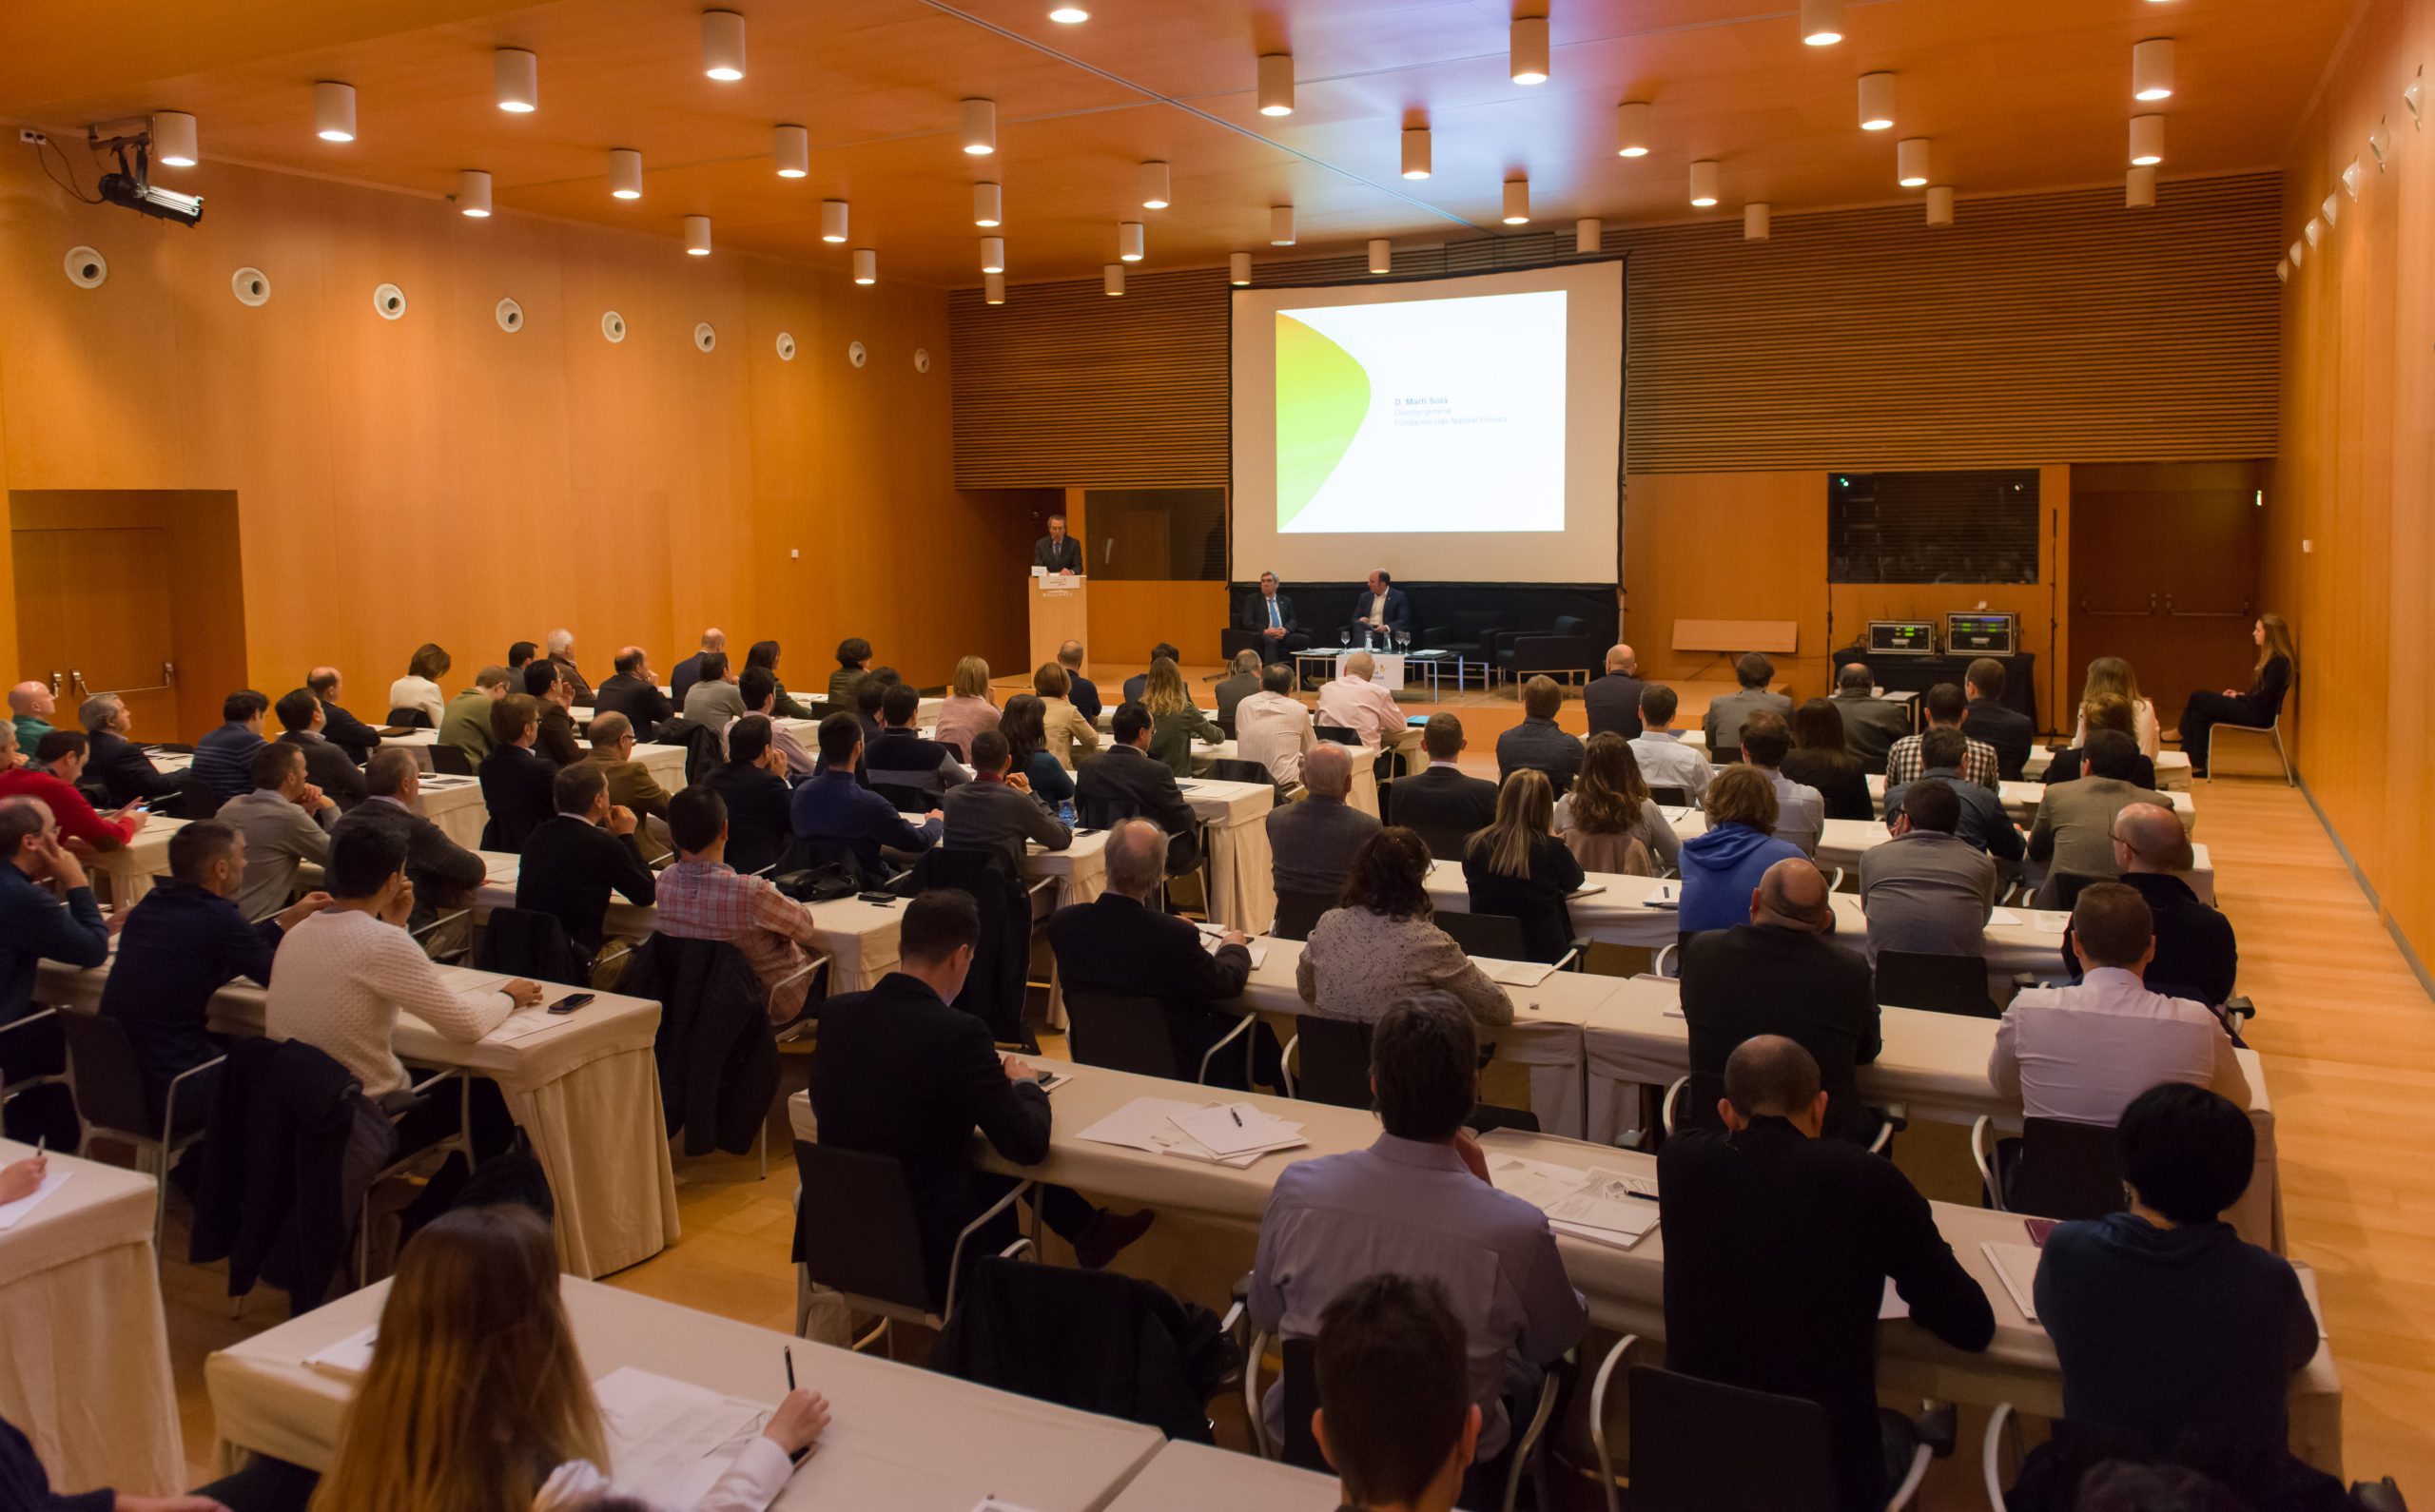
[2066,462,2266,734]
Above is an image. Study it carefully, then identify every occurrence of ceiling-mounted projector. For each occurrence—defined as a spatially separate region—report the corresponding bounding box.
[98,171,203,225]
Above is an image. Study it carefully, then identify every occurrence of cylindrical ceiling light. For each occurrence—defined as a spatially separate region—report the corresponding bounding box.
[495,48,537,112]
[701,10,746,80]
[984,271,1007,304]
[1800,0,1846,47]
[852,248,877,283]
[2126,165,2157,208]
[1858,71,1895,130]
[1502,178,1530,224]
[961,98,996,155]
[1103,263,1124,296]
[773,125,808,178]
[683,214,711,254]
[1049,3,1088,20]
[2275,258,2289,284]
[1140,160,1171,209]
[610,148,644,199]
[2130,114,2164,166]
[457,169,493,216]
[1616,101,1652,157]
[820,200,847,242]
[1897,136,1930,187]
[153,111,198,166]
[1510,16,1550,86]
[1575,217,1602,253]
[1368,239,1393,275]
[2133,38,2175,102]
[1401,127,1432,180]
[973,182,1003,226]
[1229,252,1254,285]
[1256,53,1295,116]
[1926,185,1955,226]
[315,82,357,142]
[1688,160,1720,207]
[1744,203,1771,240]
[1118,221,1144,262]
[980,236,1005,274]
[1270,204,1295,245]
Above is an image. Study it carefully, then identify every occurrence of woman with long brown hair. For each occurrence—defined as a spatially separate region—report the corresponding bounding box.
[1143,656,1224,775]
[1781,698,1872,821]
[1559,732,1667,873]
[2072,655,2162,760]
[310,1206,828,1512]
[2178,613,2297,777]
[1461,768,1588,962]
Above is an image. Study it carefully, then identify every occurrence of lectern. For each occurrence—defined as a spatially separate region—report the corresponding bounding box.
[1028,572,1088,673]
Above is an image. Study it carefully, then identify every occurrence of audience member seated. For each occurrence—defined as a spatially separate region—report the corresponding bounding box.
[1121,643,1179,706]
[0,798,106,1150]
[655,787,824,1023]
[536,628,590,708]
[220,741,340,921]
[1075,703,1200,872]
[77,691,178,808]
[998,694,1072,806]
[1214,649,1264,725]
[517,762,656,967]
[680,650,747,727]
[192,689,271,804]
[867,681,970,801]
[2072,654,2163,760]
[1660,1036,1995,1512]
[594,645,674,732]
[1315,650,1402,747]
[1858,779,1996,963]
[507,639,538,672]
[477,693,557,851]
[1676,766,1805,934]
[274,687,366,808]
[437,665,513,765]
[1253,995,1585,1499]
[522,661,584,766]
[1992,882,2249,1123]
[1886,682,1999,790]
[704,716,800,877]
[388,642,452,727]
[1884,727,2026,863]
[850,669,890,756]
[1463,769,1585,961]
[1736,710,1825,856]
[1050,819,1265,1088]
[1961,657,2034,781]
[1310,1274,1481,1512]
[1233,662,1316,786]
[810,889,1152,1298]
[100,819,329,1122]
[1584,643,1645,739]
[1558,732,1666,874]
[1784,699,1873,821]
[2062,803,2235,1007]
[727,667,813,779]
[1143,657,1223,775]
[332,750,487,927]
[1495,676,1585,797]
[307,667,383,765]
[2027,731,2169,903]
[672,627,725,709]
[575,712,673,863]
[7,682,54,750]
[2044,691,2158,788]
[1702,651,1791,757]
[1393,713,1498,859]
[1031,661,1100,769]
[1240,572,1308,663]
[942,729,1071,873]
[1628,683,1712,801]
[1059,639,1101,722]
[312,1204,827,1510]
[0,729,141,852]
[827,635,873,708]
[1268,745,1381,903]
[1828,662,1912,776]
[934,656,1002,761]
[791,712,939,887]
[1297,828,1511,1028]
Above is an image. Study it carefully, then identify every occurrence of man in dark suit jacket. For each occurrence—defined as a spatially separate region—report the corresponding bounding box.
[307,668,382,765]
[1058,643,1101,723]
[1265,745,1379,901]
[1583,645,1645,740]
[700,716,796,876]
[77,694,179,807]
[273,688,366,810]
[333,750,489,928]
[1033,514,1083,573]
[792,714,939,886]
[1075,703,1200,872]
[1348,569,1411,636]
[1961,657,2035,782]
[867,682,969,801]
[808,890,1148,1299]
[2057,801,2233,1005]
[595,647,676,733]
[477,693,557,851]
[1679,858,1882,1146]
[942,731,1071,874]
[670,630,725,711]
[1494,675,1586,796]
[1238,572,1308,662]
[516,762,655,959]
[1659,1037,1993,1512]
[542,630,594,706]
[1391,714,1500,860]
[1828,663,1913,775]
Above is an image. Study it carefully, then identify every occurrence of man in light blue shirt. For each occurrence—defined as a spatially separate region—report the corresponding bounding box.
[1627,683,1713,801]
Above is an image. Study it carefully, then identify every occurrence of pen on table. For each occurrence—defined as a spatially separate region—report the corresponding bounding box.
[784,1344,795,1391]
[1230,1108,1243,1126]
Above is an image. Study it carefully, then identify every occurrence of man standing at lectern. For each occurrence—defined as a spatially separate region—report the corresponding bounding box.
[1239,572,1308,663]
[1034,514,1081,575]
[1349,569,1410,638]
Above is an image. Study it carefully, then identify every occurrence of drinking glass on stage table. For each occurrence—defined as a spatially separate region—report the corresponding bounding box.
[1338,629,1351,649]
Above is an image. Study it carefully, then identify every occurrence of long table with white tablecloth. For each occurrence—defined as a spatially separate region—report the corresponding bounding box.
[1865,773,2197,833]
[1665,809,2218,903]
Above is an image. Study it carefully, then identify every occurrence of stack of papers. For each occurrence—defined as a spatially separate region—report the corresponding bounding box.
[1196,925,1269,968]
[594,1367,771,1506]
[1981,1241,2042,1320]
[1078,1097,1308,1169]
[1488,960,1556,988]
[1487,1154,1662,1249]
[1986,906,2026,927]
[304,1325,380,1377]
[484,1006,569,1043]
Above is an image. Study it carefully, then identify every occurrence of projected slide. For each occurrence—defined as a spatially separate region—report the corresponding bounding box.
[1275,289,1568,534]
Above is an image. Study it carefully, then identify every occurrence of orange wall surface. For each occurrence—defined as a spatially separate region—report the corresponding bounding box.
[0,151,1025,735]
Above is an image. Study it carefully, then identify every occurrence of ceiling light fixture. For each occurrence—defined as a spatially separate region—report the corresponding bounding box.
[702,10,746,80]
[610,148,643,199]
[1103,263,1124,296]
[683,214,711,254]
[1140,161,1171,209]
[981,236,1005,274]
[2127,165,2156,208]
[1270,204,1295,245]
[1926,185,1955,226]
[2130,114,2164,166]
[1616,101,1651,157]
[1257,54,1295,116]
[2321,191,2340,226]
[985,271,1007,304]
[1689,160,1719,207]
[1118,221,1144,262]
[961,99,997,155]
[1800,0,1845,47]
[1502,178,1530,224]
[1897,136,1930,187]
[1744,203,1771,240]
[2133,38,2174,101]
[1511,16,1550,85]
[2369,117,2391,167]
[1049,4,1088,20]
[820,200,847,242]
[1369,239,1393,274]
[1858,72,1894,130]
[974,183,1003,226]
[315,82,357,142]
[457,169,493,216]
[1230,252,1254,285]
[853,248,876,284]
[1575,218,1602,253]
[153,111,198,166]
[1402,127,1432,179]
[2342,157,2363,198]
[2303,216,2321,247]
[773,125,808,177]
[495,49,537,112]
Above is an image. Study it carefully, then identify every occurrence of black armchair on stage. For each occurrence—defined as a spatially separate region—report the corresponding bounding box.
[1223,583,1618,688]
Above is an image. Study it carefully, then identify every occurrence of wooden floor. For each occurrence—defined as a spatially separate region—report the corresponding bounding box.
[144,722,2435,1502]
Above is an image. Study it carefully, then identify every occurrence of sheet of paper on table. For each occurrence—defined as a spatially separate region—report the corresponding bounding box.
[2031,914,2070,934]
[1981,1242,2042,1321]
[1168,1102,1304,1159]
[1642,882,1681,909]
[0,1170,69,1230]
[304,1324,380,1377]
[1487,1155,1660,1249]
[1079,1096,1306,1169]
[1986,907,2025,927]
[594,1367,769,1506]
[1489,960,1557,988]
[484,1006,568,1043]
[1196,927,1267,968]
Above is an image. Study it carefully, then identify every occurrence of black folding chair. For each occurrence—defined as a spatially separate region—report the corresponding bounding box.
[1270,889,1334,942]
[1436,910,1532,961]
[429,743,474,776]
[55,1006,222,1250]
[1062,988,1251,1086]
[1313,724,1362,746]
[1874,950,1999,1018]
[790,1139,1031,1352]
[1971,1115,2126,1220]
[1283,1015,1373,1107]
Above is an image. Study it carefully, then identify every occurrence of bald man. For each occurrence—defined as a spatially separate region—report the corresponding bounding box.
[671,628,725,710]
[1584,643,1646,740]
[1679,858,1882,1146]
[1266,743,1381,903]
[2061,801,2237,1009]
[595,645,674,732]
[306,666,383,764]
[8,682,54,752]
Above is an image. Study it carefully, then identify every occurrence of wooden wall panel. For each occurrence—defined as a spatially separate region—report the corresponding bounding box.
[1085,582,1230,671]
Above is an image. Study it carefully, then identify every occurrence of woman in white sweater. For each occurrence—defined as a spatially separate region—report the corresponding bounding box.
[386,643,452,727]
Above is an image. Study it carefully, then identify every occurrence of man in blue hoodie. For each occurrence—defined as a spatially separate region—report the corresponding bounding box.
[1676,766,1807,934]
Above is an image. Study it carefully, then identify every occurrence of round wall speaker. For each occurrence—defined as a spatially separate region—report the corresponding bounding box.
[693,322,717,353]
[775,332,797,360]
[847,340,867,368]
[65,247,107,288]
[496,298,524,333]
[602,310,628,342]
[231,267,270,306]
[913,347,931,373]
[374,282,407,320]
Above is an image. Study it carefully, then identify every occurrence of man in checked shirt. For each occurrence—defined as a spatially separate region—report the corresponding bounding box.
[654,785,823,1023]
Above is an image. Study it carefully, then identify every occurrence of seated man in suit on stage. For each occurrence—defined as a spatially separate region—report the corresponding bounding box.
[1961,658,2035,782]
[516,761,655,968]
[1214,649,1264,725]
[307,667,383,765]
[1315,650,1403,747]
[1494,676,1585,797]
[1628,683,1712,801]
[76,692,177,808]
[671,628,723,710]
[654,785,824,1023]
[699,714,796,877]
[1584,644,1645,740]
[332,749,487,928]
[477,692,557,851]
[792,712,939,887]
[1310,1275,1483,1512]
[866,680,971,801]
[438,665,512,766]
[1883,726,2025,863]
[1393,713,1499,859]
[941,729,1070,873]
[1120,644,1179,707]
[2059,802,2235,1008]
[1829,662,1913,776]
[1885,682,1999,790]
[1049,818,1273,1088]
[1268,744,1381,905]
[1240,572,1309,662]
[1075,701,1200,873]
[274,688,366,809]
[1033,512,1081,575]
[1349,568,1412,639]
[594,646,675,733]
[1701,652,1792,759]
[809,888,1152,1301]
[1234,662,1316,786]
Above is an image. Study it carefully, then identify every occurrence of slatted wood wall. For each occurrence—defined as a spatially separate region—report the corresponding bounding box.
[950,172,2281,486]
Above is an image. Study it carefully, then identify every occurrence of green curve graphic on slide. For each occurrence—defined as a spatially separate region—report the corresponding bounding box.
[1275,313,1371,529]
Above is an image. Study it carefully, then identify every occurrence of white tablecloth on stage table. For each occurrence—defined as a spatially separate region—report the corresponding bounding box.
[205,1274,1168,1507]
[0,1141,183,1497]
[34,958,679,1280]
[1106,1441,1338,1511]
[1865,774,2197,835]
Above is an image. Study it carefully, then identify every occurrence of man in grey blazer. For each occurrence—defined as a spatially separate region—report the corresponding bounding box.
[1828,662,1913,775]
[2026,731,2168,906]
[941,729,1072,873]
[1702,652,1794,760]
[1265,745,1381,903]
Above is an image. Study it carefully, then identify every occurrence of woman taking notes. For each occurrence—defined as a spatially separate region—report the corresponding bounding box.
[2179,615,2296,778]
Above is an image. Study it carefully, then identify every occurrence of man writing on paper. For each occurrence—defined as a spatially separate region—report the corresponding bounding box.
[1033,512,1081,575]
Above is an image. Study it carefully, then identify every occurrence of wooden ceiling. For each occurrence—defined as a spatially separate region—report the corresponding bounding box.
[1,0,2354,286]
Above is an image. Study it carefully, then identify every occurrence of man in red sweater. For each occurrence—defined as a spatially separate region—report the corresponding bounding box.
[0,727,143,853]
